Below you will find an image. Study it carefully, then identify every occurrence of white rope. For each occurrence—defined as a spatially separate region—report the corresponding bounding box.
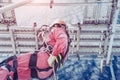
[53,65,57,80]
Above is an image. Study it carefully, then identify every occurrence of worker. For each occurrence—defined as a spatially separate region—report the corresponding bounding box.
[46,19,69,69]
[0,20,69,80]
[37,19,69,70]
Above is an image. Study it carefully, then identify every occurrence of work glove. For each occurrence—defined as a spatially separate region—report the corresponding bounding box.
[48,54,56,67]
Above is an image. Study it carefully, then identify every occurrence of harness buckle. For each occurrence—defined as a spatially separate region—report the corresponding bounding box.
[46,44,53,54]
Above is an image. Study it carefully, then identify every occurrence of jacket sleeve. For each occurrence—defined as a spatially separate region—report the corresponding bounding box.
[52,29,68,56]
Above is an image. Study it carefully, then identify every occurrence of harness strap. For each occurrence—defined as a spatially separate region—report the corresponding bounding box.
[13,56,18,80]
[5,64,15,80]
[0,55,16,67]
[0,55,18,80]
[29,51,54,79]
[5,64,14,72]
[34,72,53,80]
[29,51,38,78]
[37,67,52,72]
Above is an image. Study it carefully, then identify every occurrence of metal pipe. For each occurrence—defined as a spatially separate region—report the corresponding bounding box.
[26,2,112,6]
[0,0,33,13]
[106,0,119,65]
[0,2,11,6]
[0,2,112,6]
[110,63,116,80]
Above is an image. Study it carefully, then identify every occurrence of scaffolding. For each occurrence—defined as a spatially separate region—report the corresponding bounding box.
[0,0,120,80]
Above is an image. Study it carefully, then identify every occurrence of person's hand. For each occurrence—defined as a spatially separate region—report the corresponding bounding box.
[47,54,56,67]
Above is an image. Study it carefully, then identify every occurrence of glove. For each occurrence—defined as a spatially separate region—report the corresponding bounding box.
[47,54,56,67]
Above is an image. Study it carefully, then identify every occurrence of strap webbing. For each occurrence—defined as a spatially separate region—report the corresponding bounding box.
[29,51,38,78]
[0,55,16,67]
[36,66,52,72]
[0,55,18,80]
[29,51,54,79]
[13,56,18,80]
[5,64,14,72]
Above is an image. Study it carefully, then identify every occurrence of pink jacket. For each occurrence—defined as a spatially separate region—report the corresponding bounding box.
[46,27,68,56]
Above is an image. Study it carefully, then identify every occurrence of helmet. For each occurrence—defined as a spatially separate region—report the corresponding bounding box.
[50,19,66,27]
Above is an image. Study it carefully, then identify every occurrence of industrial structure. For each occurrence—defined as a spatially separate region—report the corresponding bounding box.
[0,0,120,80]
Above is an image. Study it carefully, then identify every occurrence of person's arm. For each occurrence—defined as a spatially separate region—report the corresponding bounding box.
[48,28,68,67]
[52,30,68,56]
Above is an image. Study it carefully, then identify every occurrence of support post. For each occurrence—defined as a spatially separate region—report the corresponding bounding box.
[9,29,16,54]
[76,23,81,60]
[110,63,116,80]
[34,26,39,50]
[106,0,120,65]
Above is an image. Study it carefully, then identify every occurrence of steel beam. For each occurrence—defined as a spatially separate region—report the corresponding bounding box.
[0,2,112,7]
[25,2,112,6]
[0,2,11,6]
[0,0,33,13]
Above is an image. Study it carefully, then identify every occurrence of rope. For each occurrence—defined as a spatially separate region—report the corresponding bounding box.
[53,65,57,80]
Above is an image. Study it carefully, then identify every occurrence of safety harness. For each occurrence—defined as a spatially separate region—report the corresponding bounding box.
[0,55,18,80]
[0,52,53,80]
[29,51,53,80]
[0,28,71,80]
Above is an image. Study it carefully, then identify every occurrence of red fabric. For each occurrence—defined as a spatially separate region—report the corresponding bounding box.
[37,51,49,69]
[0,68,9,80]
[46,27,68,56]
[17,51,52,79]
[37,69,53,79]
[4,48,52,80]
[0,27,68,80]
[17,67,31,80]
